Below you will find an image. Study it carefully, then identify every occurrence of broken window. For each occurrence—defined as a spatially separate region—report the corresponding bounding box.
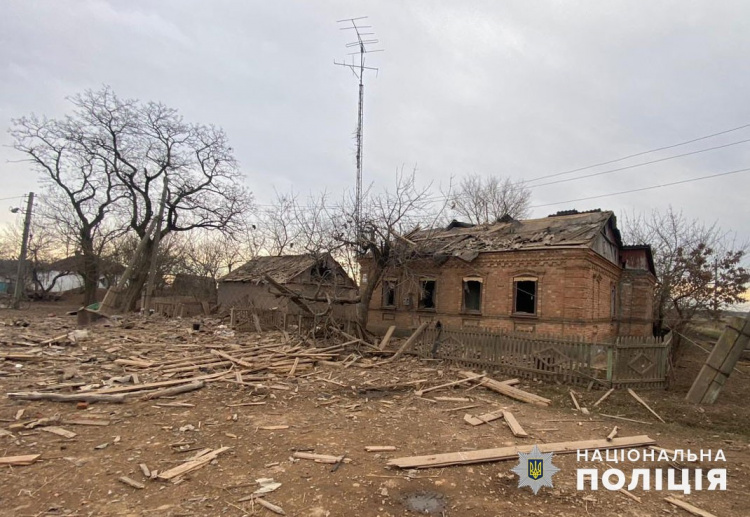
[382,280,397,308]
[418,280,436,309]
[463,279,482,312]
[514,279,537,315]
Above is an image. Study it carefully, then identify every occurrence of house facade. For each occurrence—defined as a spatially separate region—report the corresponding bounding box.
[363,210,656,340]
[218,253,358,318]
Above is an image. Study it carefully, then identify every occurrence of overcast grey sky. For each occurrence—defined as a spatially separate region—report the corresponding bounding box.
[1,1,749,249]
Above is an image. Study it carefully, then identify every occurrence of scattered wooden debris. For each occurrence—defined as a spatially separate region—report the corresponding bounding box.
[139,463,151,477]
[365,445,397,452]
[414,373,485,397]
[61,418,111,427]
[387,435,656,469]
[569,391,590,415]
[0,454,41,466]
[458,371,551,406]
[664,496,717,517]
[118,476,145,489]
[292,452,352,464]
[502,411,529,437]
[464,409,505,426]
[592,388,615,408]
[258,425,289,430]
[627,388,665,423]
[606,426,619,442]
[157,446,231,482]
[433,396,472,402]
[138,381,205,401]
[599,413,652,425]
[618,488,641,503]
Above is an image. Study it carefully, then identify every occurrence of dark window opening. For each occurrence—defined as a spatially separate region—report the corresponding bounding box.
[383,280,396,308]
[514,280,536,314]
[312,262,332,280]
[610,286,617,318]
[419,280,436,309]
[463,280,482,312]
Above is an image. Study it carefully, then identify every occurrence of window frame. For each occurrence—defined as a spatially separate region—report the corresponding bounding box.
[381,278,397,309]
[418,278,437,311]
[462,276,483,314]
[513,276,538,316]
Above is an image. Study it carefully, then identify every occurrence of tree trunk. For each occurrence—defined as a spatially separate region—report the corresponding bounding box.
[80,239,99,306]
[113,239,154,313]
[355,262,385,330]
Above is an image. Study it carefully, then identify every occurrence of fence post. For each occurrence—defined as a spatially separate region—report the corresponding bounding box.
[230,308,235,328]
[606,345,614,383]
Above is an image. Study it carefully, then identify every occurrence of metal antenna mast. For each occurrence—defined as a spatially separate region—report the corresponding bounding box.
[335,16,382,246]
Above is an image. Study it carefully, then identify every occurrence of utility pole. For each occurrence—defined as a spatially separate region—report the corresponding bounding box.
[335,16,382,249]
[12,192,34,309]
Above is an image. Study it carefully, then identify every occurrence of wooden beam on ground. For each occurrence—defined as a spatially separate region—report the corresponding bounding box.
[502,411,529,437]
[365,446,397,452]
[593,388,615,408]
[414,373,485,397]
[210,349,254,368]
[464,409,504,426]
[137,381,205,401]
[40,426,77,438]
[458,371,551,406]
[157,447,230,482]
[292,452,352,464]
[0,454,40,466]
[380,322,429,364]
[7,392,126,404]
[387,435,656,469]
[606,426,618,442]
[664,496,717,517]
[627,388,665,423]
[378,326,396,351]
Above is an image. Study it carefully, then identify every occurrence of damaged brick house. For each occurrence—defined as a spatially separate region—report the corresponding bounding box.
[218,254,358,318]
[363,210,656,340]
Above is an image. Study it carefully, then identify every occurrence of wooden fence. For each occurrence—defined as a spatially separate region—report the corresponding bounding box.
[413,328,671,389]
[231,308,670,389]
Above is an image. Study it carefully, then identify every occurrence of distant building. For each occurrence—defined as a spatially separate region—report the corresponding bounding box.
[360,210,656,340]
[218,254,358,318]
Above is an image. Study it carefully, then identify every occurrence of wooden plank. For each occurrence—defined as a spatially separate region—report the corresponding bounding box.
[502,411,529,437]
[40,426,77,438]
[93,371,228,394]
[414,374,485,397]
[61,418,110,427]
[664,497,717,517]
[114,358,153,368]
[119,476,145,489]
[627,388,665,423]
[137,381,204,401]
[464,409,505,426]
[0,454,40,466]
[210,349,254,368]
[458,371,550,406]
[387,435,655,469]
[570,391,590,415]
[7,392,126,404]
[365,445,397,452]
[378,325,397,351]
[255,498,286,516]
[292,452,352,464]
[606,426,618,442]
[592,388,615,408]
[157,447,230,481]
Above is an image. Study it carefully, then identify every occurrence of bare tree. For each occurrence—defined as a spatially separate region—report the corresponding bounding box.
[447,174,531,224]
[11,86,253,310]
[622,207,749,363]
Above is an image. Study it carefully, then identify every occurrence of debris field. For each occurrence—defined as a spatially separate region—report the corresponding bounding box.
[1,305,748,516]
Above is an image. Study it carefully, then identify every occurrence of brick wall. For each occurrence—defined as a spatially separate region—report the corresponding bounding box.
[364,247,654,340]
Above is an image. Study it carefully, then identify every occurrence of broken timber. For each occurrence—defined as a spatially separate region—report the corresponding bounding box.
[686,313,750,405]
[414,373,485,397]
[502,411,529,437]
[7,392,126,404]
[157,447,230,482]
[380,322,429,364]
[458,371,550,406]
[292,452,352,464]
[378,325,396,351]
[0,454,40,466]
[627,388,665,423]
[387,435,655,469]
[664,496,717,517]
[464,409,504,426]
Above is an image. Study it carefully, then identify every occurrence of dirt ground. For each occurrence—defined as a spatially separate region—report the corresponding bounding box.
[1,303,748,517]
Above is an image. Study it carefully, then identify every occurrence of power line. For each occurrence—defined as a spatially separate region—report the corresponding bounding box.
[530,166,750,208]
[525,121,750,184]
[530,137,750,188]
